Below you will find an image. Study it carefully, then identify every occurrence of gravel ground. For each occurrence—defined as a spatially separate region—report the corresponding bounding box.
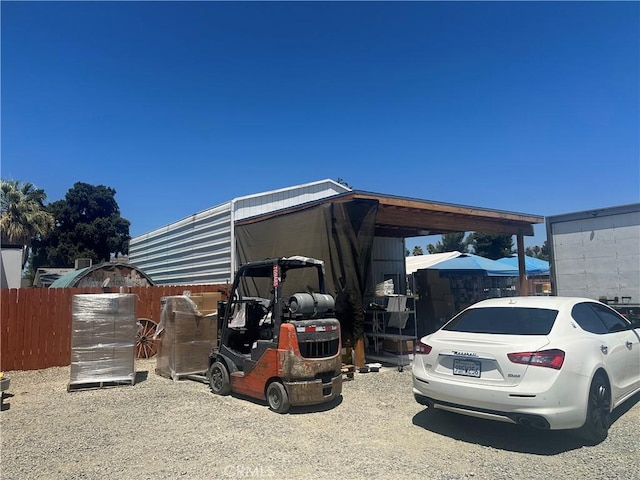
[1,358,639,480]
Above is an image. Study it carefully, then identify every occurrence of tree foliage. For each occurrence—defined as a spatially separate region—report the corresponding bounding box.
[31,182,130,269]
[468,232,514,260]
[412,245,424,256]
[525,240,549,261]
[427,232,469,254]
[0,179,55,265]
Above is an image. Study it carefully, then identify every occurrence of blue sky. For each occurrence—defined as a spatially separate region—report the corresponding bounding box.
[2,1,638,251]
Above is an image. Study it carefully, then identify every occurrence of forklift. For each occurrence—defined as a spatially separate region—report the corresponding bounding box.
[207,256,343,413]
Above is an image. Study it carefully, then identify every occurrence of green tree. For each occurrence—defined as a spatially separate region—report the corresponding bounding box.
[468,232,514,260]
[525,240,549,261]
[427,232,469,254]
[0,179,55,266]
[412,245,424,256]
[31,182,130,269]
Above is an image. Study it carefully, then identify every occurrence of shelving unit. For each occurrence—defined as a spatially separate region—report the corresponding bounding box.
[365,294,417,368]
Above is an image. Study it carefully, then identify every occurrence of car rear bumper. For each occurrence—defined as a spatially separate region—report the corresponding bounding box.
[413,391,551,428]
[412,372,588,430]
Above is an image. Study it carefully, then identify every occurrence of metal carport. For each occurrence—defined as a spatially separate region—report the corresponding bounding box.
[235,190,544,366]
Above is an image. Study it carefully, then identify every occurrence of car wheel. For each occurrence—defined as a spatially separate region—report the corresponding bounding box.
[208,361,231,395]
[266,381,290,414]
[578,373,611,443]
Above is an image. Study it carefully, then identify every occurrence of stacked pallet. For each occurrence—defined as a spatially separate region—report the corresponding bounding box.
[155,294,220,381]
[69,294,137,391]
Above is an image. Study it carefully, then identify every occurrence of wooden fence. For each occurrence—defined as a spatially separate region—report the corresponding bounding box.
[0,285,229,372]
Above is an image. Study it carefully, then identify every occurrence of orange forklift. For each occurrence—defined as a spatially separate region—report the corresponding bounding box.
[207,256,343,413]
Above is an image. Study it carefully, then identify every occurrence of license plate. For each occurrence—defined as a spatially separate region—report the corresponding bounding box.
[453,358,481,378]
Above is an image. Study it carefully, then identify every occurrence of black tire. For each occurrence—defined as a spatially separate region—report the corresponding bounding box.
[266,381,290,414]
[208,361,231,395]
[578,373,611,444]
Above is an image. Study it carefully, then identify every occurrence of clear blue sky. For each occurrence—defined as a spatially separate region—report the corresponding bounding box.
[2,1,638,251]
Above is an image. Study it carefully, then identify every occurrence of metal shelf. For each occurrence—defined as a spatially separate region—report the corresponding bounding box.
[364,294,417,368]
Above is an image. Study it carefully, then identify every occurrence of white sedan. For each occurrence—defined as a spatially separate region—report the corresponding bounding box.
[412,296,640,443]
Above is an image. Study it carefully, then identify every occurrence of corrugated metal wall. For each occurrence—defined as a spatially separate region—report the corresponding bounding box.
[129,203,233,285]
[549,206,640,300]
[129,180,350,285]
[369,237,408,297]
[233,181,348,221]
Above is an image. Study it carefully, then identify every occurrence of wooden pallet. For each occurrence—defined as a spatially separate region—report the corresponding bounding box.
[68,379,135,392]
[181,373,208,384]
[156,369,209,384]
[341,364,355,381]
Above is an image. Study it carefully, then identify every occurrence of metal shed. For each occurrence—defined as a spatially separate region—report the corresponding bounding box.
[129,179,543,290]
[129,179,351,285]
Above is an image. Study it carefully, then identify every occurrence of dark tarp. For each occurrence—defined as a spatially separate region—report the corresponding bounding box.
[235,199,379,345]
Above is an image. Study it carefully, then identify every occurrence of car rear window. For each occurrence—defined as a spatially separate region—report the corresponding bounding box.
[442,307,558,335]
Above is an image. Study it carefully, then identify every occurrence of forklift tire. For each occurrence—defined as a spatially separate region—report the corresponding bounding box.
[208,361,231,395]
[266,381,290,414]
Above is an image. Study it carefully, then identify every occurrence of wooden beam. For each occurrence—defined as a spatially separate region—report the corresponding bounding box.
[375,209,535,236]
[354,336,365,367]
[352,192,544,224]
[517,234,527,295]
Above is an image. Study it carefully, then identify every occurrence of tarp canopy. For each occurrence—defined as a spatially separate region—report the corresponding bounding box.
[405,252,462,275]
[496,255,550,276]
[427,253,519,277]
[235,199,379,345]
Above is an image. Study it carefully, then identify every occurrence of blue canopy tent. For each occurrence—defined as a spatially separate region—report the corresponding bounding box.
[428,253,520,276]
[496,255,550,276]
[420,253,519,320]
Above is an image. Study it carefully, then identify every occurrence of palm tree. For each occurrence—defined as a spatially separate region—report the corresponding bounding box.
[1,179,55,266]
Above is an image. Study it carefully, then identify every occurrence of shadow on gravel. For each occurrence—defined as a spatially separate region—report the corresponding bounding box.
[412,394,640,455]
[229,392,344,414]
[289,394,343,414]
[135,371,149,384]
[412,408,584,454]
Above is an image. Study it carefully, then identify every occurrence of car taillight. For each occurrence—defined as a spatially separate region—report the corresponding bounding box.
[507,349,565,370]
[415,341,432,355]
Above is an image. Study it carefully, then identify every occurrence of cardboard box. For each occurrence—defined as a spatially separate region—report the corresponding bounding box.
[171,311,217,343]
[155,295,218,379]
[189,292,222,313]
[382,338,415,354]
[70,294,137,386]
[70,346,135,384]
[156,340,213,379]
